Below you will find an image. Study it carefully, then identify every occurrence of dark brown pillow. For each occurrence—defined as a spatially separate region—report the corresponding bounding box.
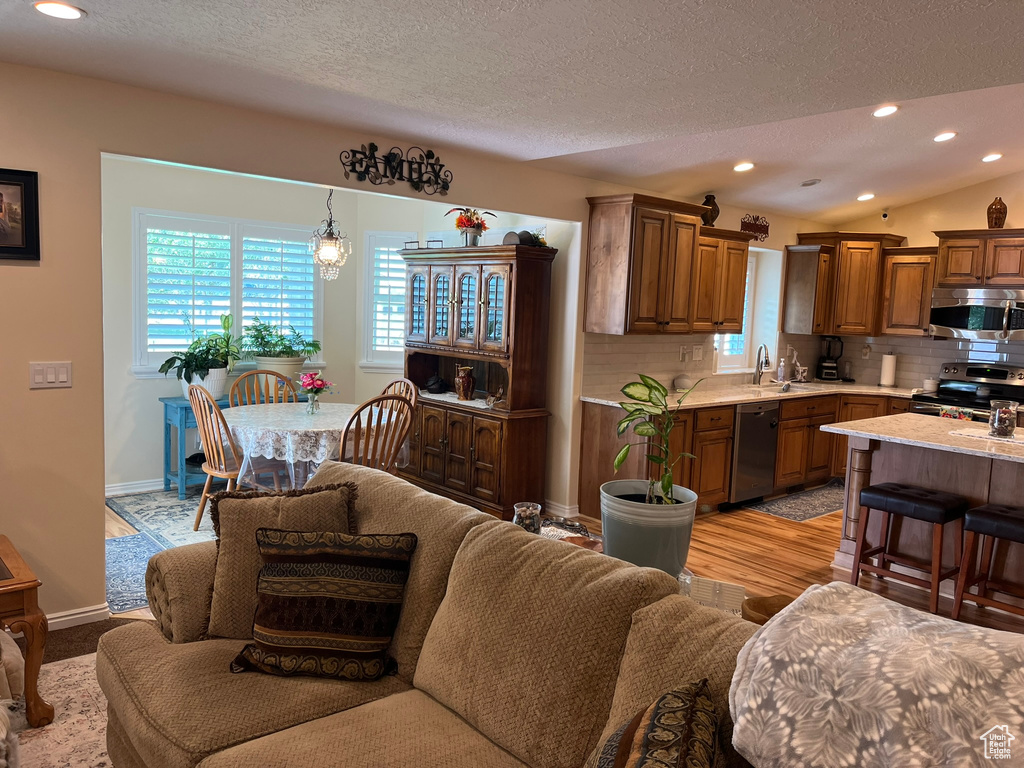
[230,528,417,680]
[593,679,718,768]
[208,483,356,639]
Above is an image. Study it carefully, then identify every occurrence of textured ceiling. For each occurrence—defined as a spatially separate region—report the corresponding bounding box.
[1,0,1023,218]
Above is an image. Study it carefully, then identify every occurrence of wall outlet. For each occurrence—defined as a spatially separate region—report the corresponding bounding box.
[29,361,73,389]
[692,345,704,362]
[861,345,871,359]
[679,345,688,362]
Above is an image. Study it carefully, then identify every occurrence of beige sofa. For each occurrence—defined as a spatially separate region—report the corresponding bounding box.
[97,462,757,768]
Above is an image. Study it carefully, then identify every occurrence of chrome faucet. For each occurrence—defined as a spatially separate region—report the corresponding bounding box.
[753,344,771,385]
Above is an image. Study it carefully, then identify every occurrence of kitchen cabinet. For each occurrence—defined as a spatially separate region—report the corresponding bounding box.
[833,241,883,335]
[782,245,835,335]
[880,247,937,336]
[774,396,837,488]
[888,398,911,414]
[689,406,735,511]
[830,395,888,476]
[417,408,502,499]
[935,229,1024,288]
[690,229,753,333]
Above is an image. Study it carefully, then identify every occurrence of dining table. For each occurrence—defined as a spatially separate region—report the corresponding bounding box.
[222,401,359,490]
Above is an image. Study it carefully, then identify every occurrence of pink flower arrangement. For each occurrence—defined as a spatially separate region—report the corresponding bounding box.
[299,371,333,395]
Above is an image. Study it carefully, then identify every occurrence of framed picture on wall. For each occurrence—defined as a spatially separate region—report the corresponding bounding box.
[0,168,40,260]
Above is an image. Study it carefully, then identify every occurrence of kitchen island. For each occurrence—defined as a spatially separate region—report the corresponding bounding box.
[823,413,1024,602]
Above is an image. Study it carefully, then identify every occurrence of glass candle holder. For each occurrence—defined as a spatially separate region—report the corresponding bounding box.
[989,400,1019,439]
[512,502,542,534]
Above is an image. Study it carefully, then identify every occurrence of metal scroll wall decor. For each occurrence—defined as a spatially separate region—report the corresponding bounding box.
[339,143,452,196]
[740,214,770,242]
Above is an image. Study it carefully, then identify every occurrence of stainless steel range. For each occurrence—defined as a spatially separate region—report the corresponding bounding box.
[909,361,1024,421]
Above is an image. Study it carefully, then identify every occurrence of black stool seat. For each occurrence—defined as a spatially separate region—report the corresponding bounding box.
[859,483,968,524]
[965,504,1024,545]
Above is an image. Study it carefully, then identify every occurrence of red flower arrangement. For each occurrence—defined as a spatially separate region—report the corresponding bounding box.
[445,207,495,232]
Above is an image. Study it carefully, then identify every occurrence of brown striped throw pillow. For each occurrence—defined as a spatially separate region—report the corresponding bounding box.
[230,528,417,681]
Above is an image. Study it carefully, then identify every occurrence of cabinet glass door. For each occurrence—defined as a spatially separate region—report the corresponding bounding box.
[428,267,454,346]
[455,266,480,349]
[405,265,429,344]
[480,265,511,353]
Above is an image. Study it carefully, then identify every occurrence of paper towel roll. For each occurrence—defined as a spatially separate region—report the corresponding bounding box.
[880,353,897,387]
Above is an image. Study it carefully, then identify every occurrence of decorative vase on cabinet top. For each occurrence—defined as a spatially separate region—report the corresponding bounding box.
[454,366,476,401]
[988,197,1008,229]
[700,194,720,226]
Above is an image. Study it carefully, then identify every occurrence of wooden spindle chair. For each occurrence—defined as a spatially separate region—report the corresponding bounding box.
[340,394,414,473]
[188,385,242,531]
[381,377,419,409]
[229,369,298,408]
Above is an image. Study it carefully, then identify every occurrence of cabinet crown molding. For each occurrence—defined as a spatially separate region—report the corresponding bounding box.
[586,193,709,218]
[933,228,1024,239]
[797,231,907,247]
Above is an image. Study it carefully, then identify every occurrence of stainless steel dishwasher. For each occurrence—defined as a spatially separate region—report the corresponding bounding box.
[730,402,779,504]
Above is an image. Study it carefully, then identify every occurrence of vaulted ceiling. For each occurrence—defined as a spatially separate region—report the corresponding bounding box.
[2,0,1022,221]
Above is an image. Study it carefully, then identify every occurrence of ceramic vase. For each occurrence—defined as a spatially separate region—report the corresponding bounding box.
[701,194,720,226]
[988,197,1008,229]
[454,366,475,401]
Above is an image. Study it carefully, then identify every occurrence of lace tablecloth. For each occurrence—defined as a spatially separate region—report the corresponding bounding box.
[223,402,357,488]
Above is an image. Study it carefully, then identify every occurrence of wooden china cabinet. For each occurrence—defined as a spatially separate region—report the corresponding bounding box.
[398,245,556,520]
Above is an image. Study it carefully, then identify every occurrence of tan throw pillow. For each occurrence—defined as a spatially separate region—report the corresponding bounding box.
[208,483,356,639]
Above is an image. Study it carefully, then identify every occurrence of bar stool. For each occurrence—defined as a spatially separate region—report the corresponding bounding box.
[952,504,1024,620]
[851,482,968,614]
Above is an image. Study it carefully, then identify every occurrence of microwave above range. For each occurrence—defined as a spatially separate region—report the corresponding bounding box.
[930,288,1024,341]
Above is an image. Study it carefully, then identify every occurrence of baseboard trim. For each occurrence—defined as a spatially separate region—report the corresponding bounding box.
[46,603,110,632]
[544,501,579,519]
[105,478,165,497]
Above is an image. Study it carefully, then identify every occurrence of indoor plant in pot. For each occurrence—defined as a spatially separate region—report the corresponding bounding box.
[600,374,700,577]
[159,314,242,399]
[242,317,322,384]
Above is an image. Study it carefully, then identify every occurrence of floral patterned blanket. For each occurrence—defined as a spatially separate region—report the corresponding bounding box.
[729,582,1024,767]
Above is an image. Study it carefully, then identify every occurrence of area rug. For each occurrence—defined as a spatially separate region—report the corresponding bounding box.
[15,653,108,768]
[105,487,219,549]
[104,534,164,613]
[745,478,845,522]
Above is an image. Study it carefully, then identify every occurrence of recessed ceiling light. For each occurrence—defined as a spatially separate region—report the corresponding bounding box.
[872,105,899,117]
[857,193,875,202]
[983,153,1003,163]
[733,162,755,172]
[33,1,85,18]
[934,131,957,143]
[801,179,821,187]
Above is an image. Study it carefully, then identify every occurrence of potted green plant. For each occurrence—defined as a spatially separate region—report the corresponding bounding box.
[599,374,701,577]
[242,317,322,384]
[159,314,241,399]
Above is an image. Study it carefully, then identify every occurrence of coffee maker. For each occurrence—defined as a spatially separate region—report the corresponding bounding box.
[816,336,843,381]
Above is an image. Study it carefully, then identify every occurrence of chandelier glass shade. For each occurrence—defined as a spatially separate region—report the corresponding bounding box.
[311,190,351,280]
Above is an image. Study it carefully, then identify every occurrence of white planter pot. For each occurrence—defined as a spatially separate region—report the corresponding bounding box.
[253,356,307,386]
[181,366,228,400]
[599,479,697,578]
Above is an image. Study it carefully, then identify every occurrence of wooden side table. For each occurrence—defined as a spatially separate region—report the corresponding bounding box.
[0,536,54,727]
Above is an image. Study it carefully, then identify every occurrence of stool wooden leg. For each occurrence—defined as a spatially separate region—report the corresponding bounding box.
[876,510,892,574]
[954,517,963,569]
[979,534,995,597]
[929,523,943,614]
[850,505,871,586]
[952,529,978,621]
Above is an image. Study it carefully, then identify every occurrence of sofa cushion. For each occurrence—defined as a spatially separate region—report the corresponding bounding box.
[96,621,409,768]
[592,679,719,768]
[304,461,496,682]
[585,594,758,768]
[231,528,417,681]
[196,689,528,768]
[208,483,356,639]
[414,523,680,768]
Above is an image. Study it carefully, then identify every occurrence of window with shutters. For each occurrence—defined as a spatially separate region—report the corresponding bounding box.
[362,231,416,370]
[132,209,323,376]
[714,255,757,372]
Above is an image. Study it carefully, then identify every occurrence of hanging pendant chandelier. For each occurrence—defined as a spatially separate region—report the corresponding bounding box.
[310,189,352,280]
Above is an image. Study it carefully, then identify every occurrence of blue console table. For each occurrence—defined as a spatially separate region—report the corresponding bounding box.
[160,395,230,500]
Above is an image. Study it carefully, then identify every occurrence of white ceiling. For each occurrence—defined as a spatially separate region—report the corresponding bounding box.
[2,0,1023,221]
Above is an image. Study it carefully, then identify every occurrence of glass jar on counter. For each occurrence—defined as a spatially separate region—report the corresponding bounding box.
[989,400,1019,439]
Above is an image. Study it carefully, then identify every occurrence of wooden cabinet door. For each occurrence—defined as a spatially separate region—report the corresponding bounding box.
[691,428,732,509]
[830,395,887,476]
[937,239,984,286]
[661,215,697,332]
[888,398,911,414]
[689,238,720,332]
[655,412,693,491]
[774,418,809,487]
[578,402,649,518]
[405,265,430,344]
[398,404,422,477]
[453,265,481,350]
[882,254,935,336]
[812,250,835,334]
[444,411,473,494]
[714,241,749,332]
[805,415,834,484]
[419,405,447,485]
[627,208,670,332]
[471,416,503,503]
[428,266,455,346]
[832,241,882,335]
[985,238,1024,286]
[480,265,512,353]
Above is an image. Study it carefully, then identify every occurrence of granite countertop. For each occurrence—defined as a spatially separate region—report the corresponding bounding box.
[822,413,1024,464]
[580,381,916,410]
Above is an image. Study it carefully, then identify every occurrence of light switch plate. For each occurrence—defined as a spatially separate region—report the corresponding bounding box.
[30,361,72,389]
[692,345,704,362]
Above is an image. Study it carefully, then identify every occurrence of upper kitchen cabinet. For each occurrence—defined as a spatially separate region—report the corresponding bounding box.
[783,232,906,336]
[935,229,1024,287]
[880,246,937,336]
[584,194,706,334]
[690,228,755,333]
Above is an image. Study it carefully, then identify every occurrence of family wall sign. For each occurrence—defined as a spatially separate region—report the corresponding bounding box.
[339,143,452,196]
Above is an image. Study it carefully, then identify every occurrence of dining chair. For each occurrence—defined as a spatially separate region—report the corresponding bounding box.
[381,377,419,409]
[188,385,242,531]
[230,369,298,408]
[340,394,415,473]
